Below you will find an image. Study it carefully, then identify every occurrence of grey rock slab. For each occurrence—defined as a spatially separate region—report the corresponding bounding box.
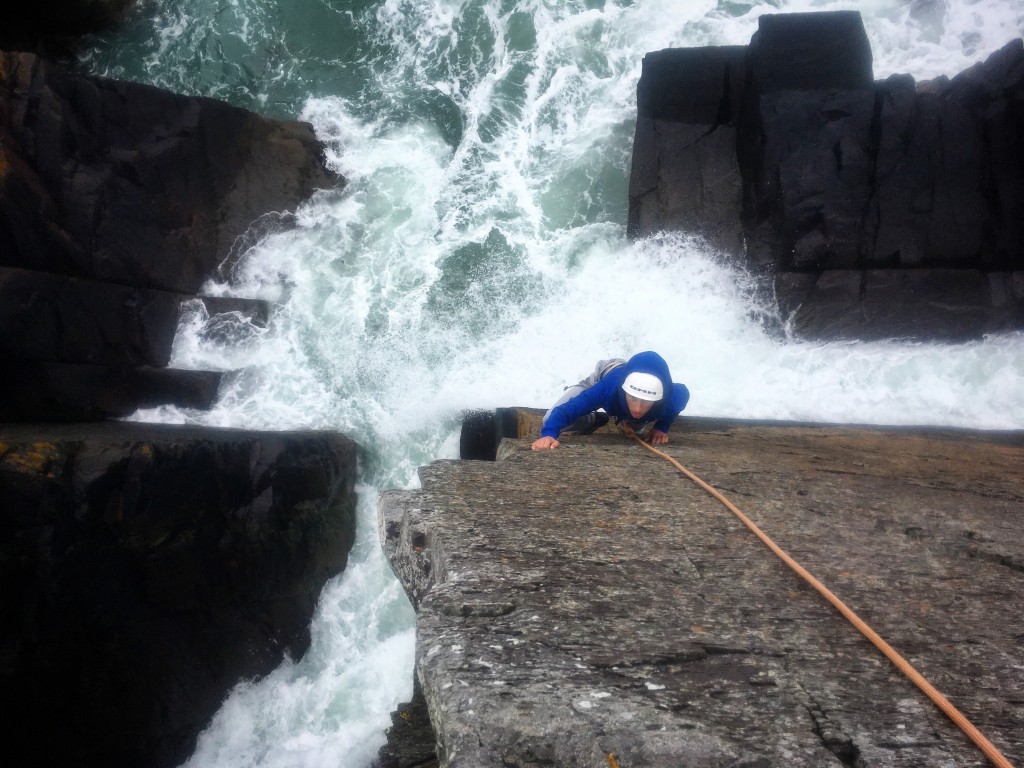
[380,418,1024,767]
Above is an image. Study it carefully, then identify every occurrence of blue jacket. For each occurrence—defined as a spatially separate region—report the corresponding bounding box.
[541,351,690,439]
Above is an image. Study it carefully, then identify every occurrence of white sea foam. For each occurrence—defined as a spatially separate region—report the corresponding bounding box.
[183,488,416,768]
[88,1,1024,766]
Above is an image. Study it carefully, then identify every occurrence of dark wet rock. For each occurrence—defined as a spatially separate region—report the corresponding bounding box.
[0,266,184,367]
[0,0,133,58]
[0,51,338,295]
[749,11,874,92]
[628,46,747,255]
[0,421,358,768]
[0,48,330,420]
[0,267,276,420]
[628,12,1024,341]
[0,266,269,366]
[460,407,537,462]
[381,410,1023,767]
[775,268,1001,341]
[0,29,357,768]
[373,678,440,768]
[0,361,222,422]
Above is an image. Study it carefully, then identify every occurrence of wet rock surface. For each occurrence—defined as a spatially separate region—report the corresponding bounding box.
[381,414,1023,767]
[0,0,133,58]
[373,679,442,768]
[628,12,1024,341]
[0,51,338,294]
[0,49,336,419]
[0,421,359,768]
[0,23,356,768]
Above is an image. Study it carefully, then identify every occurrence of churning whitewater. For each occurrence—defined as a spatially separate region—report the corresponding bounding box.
[79,1,1024,765]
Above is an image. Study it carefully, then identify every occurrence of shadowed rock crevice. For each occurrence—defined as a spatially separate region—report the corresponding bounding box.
[801,687,861,767]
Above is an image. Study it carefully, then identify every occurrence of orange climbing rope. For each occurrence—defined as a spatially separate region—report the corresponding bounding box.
[632,436,1015,768]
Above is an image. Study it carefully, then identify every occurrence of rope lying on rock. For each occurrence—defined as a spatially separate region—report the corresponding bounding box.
[631,436,1015,768]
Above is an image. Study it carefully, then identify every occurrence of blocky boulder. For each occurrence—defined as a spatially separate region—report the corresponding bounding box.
[0,39,358,768]
[0,422,359,768]
[628,12,1024,341]
[0,50,327,419]
[0,50,338,295]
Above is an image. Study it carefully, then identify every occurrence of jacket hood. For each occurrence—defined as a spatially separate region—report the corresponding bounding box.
[615,351,673,414]
[623,351,672,385]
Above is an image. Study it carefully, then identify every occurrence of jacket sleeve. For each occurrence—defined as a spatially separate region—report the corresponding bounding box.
[653,383,690,434]
[541,379,614,439]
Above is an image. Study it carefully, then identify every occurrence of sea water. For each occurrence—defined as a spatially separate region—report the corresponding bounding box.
[78,1,1024,765]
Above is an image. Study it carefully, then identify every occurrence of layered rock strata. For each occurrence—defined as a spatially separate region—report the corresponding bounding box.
[1,51,334,294]
[0,50,338,420]
[0,422,358,768]
[628,11,1024,341]
[381,412,1023,767]
[0,43,352,768]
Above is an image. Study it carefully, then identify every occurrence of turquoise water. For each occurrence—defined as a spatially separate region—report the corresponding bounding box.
[79,1,1024,766]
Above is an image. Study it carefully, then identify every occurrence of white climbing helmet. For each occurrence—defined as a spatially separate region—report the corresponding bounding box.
[622,372,663,401]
